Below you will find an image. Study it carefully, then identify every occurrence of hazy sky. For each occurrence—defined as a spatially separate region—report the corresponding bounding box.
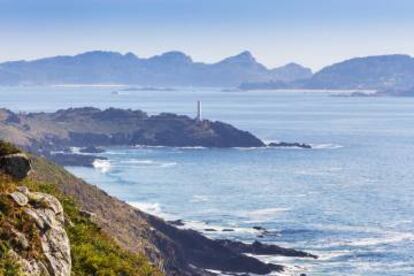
[1,0,414,70]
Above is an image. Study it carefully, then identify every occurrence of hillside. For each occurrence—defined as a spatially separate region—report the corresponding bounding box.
[0,50,312,87]
[0,141,160,275]
[306,54,414,90]
[1,140,316,275]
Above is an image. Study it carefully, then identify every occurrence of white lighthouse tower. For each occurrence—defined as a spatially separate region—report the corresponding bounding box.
[196,100,202,121]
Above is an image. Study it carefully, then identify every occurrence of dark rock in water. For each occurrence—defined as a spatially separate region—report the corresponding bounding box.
[253,226,266,231]
[204,228,218,232]
[222,229,235,232]
[0,153,32,179]
[268,142,312,149]
[79,146,105,154]
[217,240,318,259]
[168,219,185,226]
[47,153,106,167]
[144,213,283,274]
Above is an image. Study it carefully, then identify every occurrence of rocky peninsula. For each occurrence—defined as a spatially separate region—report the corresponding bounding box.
[0,107,310,166]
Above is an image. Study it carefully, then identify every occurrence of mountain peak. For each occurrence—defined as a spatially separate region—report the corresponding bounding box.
[150,51,193,64]
[74,50,124,59]
[218,51,259,65]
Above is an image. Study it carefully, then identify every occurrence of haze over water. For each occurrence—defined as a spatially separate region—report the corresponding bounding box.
[2,86,414,275]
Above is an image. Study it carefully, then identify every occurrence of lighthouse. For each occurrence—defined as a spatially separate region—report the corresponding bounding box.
[196,100,202,121]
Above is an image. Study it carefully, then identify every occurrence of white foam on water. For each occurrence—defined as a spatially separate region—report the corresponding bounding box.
[316,250,351,261]
[190,195,209,202]
[179,146,207,150]
[127,201,174,219]
[179,220,258,235]
[92,159,111,173]
[160,162,177,168]
[310,143,344,150]
[330,231,414,247]
[70,146,81,154]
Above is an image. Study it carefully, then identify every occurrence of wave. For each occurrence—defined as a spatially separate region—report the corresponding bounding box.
[310,143,344,150]
[180,146,207,150]
[92,159,111,173]
[330,231,414,247]
[127,201,174,219]
[190,195,209,203]
[179,220,258,235]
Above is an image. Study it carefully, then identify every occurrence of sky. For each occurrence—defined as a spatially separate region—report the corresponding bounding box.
[0,0,414,70]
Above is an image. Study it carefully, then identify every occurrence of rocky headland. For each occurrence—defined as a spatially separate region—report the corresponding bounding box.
[0,107,310,167]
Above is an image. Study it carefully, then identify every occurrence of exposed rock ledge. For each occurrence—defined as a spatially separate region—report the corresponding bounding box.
[1,152,71,275]
[7,186,71,276]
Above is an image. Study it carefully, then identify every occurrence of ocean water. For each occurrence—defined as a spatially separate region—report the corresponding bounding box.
[2,86,414,275]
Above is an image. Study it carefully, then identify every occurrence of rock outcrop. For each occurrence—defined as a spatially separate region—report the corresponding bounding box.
[0,153,32,179]
[0,146,71,276]
[6,186,71,276]
[268,142,312,149]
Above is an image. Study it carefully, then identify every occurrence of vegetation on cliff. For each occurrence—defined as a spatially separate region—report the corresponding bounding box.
[0,141,161,275]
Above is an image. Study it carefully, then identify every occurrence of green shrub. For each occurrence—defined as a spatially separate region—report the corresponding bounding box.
[0,141,21,156]
[0,173,161,275]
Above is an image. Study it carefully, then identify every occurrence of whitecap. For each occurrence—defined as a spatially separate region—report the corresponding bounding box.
[331,231,414,247]
[128,201,167,218]
[160,162,177,168]
[179,146,207,150]
[92,159,111,173]
[179,220,258,235]
[190,195,209,203]
[310,143,344,150]
[70,146,81,154]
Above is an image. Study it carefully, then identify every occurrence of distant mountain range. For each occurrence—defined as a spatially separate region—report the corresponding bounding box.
[0,50,312,87]
[241,54,414,91]
[1,51,414,91]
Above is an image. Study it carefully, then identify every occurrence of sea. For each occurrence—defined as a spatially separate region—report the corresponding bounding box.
[2,86,414,275]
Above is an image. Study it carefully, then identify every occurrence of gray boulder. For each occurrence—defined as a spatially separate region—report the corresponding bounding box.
[0,153,32,179]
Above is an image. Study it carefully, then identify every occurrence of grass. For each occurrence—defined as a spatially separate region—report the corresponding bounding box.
[0,140,162,275]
